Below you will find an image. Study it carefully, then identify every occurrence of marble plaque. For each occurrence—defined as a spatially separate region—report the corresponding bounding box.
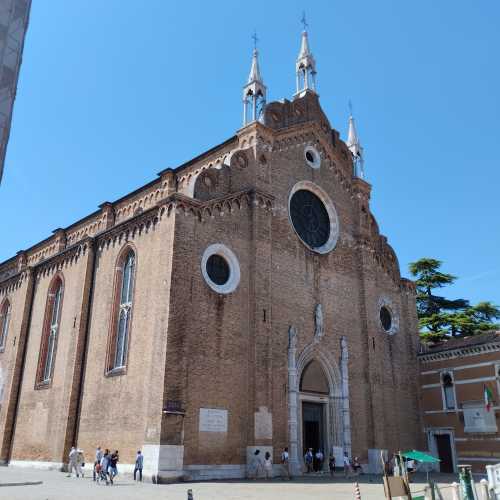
[199,408,228,433]
[254,406,273,440]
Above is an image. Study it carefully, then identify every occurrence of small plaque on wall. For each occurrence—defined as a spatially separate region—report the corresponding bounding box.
[199,408,228,433]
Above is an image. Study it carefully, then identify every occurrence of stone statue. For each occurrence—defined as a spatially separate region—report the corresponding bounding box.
[314,303,324,339]
[288,325,297,350]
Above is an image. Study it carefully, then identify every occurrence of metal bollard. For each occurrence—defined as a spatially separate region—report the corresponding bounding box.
[451,482,460,500]
[187,488,193,500]
[354,482,361,499]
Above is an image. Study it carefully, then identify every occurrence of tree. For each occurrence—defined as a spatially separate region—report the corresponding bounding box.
[409,258,500,341]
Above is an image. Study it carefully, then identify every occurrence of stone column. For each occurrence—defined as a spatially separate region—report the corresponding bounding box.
[287,326,301,476]
[340,336,352,455]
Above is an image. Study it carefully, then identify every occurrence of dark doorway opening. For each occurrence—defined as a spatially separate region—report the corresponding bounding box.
[302,402,325,460]
[435,434,454,473]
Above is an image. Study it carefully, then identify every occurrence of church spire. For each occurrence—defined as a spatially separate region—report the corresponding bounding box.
[243,32,266,126]
[295,13,317,96]
[347,102,365,179]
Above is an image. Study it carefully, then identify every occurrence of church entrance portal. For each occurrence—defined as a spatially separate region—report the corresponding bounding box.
[302,401,325,455]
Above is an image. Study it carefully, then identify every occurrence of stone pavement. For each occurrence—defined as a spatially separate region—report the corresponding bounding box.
[0,467,465,500]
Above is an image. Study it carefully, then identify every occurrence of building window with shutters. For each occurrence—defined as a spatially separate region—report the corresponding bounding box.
[106,247,136,375]
[36,275,64,388]
[441,372,456,410]
[0,299,11,352]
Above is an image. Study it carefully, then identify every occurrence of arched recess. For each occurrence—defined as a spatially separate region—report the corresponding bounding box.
[0,298,11,351]
[292,343,346,471]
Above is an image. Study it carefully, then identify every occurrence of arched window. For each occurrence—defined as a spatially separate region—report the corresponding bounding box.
[36,276,64,386]
[442,372,456,410]
[107,249,135,373]
[0,299,11,351]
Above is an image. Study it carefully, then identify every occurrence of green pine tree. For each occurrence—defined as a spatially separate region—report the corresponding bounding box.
[409,258,499,341]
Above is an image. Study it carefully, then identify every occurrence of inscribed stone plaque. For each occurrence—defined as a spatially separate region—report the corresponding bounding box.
[199,408,228,433]
[254,406,273,440]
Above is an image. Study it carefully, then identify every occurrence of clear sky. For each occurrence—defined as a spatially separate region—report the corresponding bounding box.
[1,1,499,306]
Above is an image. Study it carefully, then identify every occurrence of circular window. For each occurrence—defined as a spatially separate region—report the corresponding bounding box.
[377,297,399,335]
[380,306,392,332]
[288,181,339,254]
[304,146,321,169]
[201,244,240,294]
[206,254,229,285]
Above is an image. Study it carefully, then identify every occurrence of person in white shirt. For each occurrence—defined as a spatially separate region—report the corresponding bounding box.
[67,447,79,477]
[343,451,352,478]
[281,447,290,479]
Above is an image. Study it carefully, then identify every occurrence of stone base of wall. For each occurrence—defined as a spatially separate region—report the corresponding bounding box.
[10,460,64,471]
[142,444,184,482]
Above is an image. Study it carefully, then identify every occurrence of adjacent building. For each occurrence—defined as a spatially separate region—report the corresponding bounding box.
[0,28,423,481]
[0,0,31,184]
[419,331,500,473]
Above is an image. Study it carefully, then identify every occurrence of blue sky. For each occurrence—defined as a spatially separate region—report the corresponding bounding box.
[1,1,499,306]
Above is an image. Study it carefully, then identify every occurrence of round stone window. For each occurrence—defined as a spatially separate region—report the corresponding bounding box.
[304,145,321,169]
[288,181,339,254]
[201,244,240,294]
[377,297,399,335]
[380,306,392,332]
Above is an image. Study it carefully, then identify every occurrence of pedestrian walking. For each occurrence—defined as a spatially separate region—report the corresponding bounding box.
[108,450,119,484]
[76,449,85,477]
[264,451,273,479]
[352,456,363,476]
[343,451,352,478]
[281,447,290,479]
[315,449,324,472]
[304,448,313,473]
[328,454,336,477]
[93,446,103,481]
[67,446,79,477]
[99,449,110,485]
[134,450,144,481]
[250,449,263,479]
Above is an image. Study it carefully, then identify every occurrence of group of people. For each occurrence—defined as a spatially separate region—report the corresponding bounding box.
[248,449,274,479]
[67,446,144,485]
[304,449,362,477]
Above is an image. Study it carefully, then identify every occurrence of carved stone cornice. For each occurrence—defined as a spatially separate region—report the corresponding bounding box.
[34,238,93,280]
[419,342,500,362]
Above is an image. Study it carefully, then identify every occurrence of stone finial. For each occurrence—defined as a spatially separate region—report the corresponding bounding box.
[288,325,297,350]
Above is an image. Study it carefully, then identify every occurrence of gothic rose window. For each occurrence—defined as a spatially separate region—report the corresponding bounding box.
[0,299,11,351]
[36,275,64,386]
[290,189,330,249]
[107,248,135,373]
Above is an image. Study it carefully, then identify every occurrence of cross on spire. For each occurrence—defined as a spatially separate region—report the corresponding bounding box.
[348,99,353,116]
[301,11,308,31]
[252,30,258,50]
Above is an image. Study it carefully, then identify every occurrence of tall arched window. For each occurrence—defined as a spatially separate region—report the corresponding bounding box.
[0,299,11,351]
[107,249,135,373]
[36,276,64,386]
[442,372,456,410]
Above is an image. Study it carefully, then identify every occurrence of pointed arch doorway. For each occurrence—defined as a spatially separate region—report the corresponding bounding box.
[299,360,331,468]
[287,333,351,476]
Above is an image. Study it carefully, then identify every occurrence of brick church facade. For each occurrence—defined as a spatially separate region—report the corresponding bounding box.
[0,29,423,480]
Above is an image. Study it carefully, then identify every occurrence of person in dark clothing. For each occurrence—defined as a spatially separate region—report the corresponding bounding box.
[108,450,119,484]
[134,450,144,481]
